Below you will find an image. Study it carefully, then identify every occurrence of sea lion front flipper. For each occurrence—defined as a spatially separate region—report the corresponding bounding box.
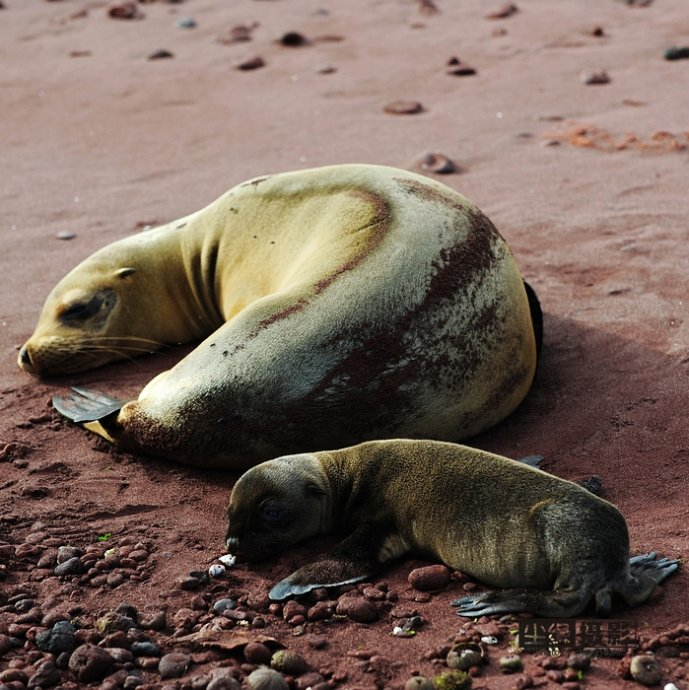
[53,387,126,443]
[269,523,401,601]
[53,386,126,423]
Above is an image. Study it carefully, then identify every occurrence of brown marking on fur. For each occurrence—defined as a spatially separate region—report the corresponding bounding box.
[254,189,392,333]
[312,189,391,295]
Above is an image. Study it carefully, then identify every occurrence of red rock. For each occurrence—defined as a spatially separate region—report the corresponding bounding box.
[68,644,115,682]
[383,100,424,115]
[485,3,518,19]
[335,596,379,623]
[108,2,141,19]
[235,56,265,71]
[408,565,450,591]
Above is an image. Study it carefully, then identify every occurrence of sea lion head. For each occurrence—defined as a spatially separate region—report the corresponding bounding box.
[18,256,161,377]
[225,453,331,562]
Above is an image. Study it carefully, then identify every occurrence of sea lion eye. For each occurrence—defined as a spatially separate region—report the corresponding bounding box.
[60,297,102,323]
[260,501,286,522]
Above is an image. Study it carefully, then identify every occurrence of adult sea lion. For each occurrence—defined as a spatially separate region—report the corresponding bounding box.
[225,440,678,617]
[19,165,541,469]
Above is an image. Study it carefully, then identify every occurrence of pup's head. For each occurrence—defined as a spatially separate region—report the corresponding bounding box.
[225,454,331,562]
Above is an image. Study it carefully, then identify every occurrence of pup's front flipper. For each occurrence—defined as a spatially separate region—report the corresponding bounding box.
[53,387,126,442]
[269,523,406,601]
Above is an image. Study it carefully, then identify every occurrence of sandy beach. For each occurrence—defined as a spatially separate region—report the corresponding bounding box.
[2,0,689,687]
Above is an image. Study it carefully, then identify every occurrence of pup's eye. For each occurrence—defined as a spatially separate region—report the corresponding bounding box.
[260,502,285,522]
[60,298,101,322]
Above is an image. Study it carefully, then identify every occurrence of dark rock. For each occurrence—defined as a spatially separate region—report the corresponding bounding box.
[148,49,175,60]
[68,643,115,682]
[35,620,76,654]
[130,640,161,657]
[235,56,265,71]
[279,31,308,46]
[664,46,689,61]
[54,556,84,576]
[27,659,61,688]
[244,642,272,665]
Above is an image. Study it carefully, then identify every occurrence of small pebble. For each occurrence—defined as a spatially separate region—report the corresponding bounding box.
[209,563,226,578]
[218,554,236,567]
[247,667,289,690]
[446,58,477,76]
[130,641,161,657]
[280,31,308,46]
[499,654,523,673]
[383,100,424,115]
[158,652,191,679]
[56,230,76,240]
[244,642,272,665]
[212,598,237,614]
[54,557,84,576]
[567,652,591,672]
[108,2,140,19]
[271,649,308,675]
[68,644,115,683]
[335,596,379,623]
[630,654,663,686]
[580,69,610,85]
[405,677,434,690]
[218,24,256,44]
[35,621,76,654]
[176,16,196,29]
[409,565,450,591]
[485,2,518,19]
[446,646,483,670]
[27,659,61,688]
[148,49,174,60]
[235,56,265,71]
[415,152,457,175]
[664,46,689,61]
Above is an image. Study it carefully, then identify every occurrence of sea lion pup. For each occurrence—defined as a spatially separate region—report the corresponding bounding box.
[19,164,542,469]
[225,439,678,617]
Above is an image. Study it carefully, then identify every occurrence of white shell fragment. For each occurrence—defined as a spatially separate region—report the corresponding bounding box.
[218,553,237,567]
[480,636,498,645]
[208,564,226,578]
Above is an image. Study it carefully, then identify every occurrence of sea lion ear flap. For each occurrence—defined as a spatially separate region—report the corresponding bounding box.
[114,267,136,279]
[305,482,326,497]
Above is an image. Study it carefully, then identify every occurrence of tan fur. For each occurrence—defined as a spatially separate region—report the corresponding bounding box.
[20,165,538,468]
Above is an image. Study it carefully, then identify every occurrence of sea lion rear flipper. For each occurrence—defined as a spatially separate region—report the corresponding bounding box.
[452,587,592,618]
[269,523,396,601]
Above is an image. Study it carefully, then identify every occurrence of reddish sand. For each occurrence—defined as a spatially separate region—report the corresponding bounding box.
[1,0,688,688]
